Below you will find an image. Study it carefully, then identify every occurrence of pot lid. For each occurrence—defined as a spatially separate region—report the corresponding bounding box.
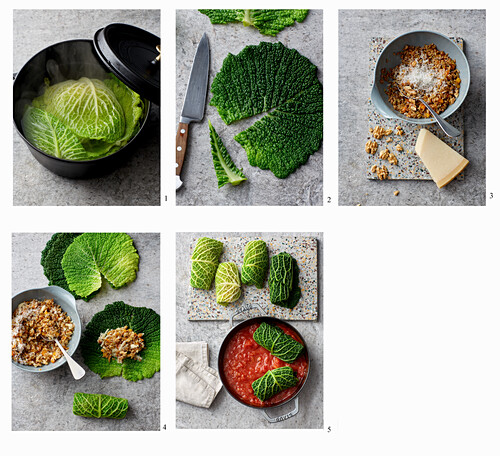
[94,23,160,105]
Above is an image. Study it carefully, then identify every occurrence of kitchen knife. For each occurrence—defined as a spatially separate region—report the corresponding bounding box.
[176,33,210,190]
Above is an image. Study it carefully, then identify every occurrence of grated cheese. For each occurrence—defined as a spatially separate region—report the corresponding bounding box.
[395,53,446,97]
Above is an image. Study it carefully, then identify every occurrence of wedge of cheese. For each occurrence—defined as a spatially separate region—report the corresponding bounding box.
[415,129,469,188]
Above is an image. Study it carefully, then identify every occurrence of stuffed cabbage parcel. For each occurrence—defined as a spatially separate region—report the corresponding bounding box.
[215,262,241,305]
[22,75,144,161]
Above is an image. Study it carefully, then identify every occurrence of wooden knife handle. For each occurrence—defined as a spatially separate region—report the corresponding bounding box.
[176,122,189,176]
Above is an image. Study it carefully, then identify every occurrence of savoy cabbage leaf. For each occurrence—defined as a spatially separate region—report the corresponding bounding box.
[73,392,128,419]
[209,120,247,188]
[252,366,298,401]
[80,301,160,382]
[61,233,139,298]
[210,41,322,178]
[22,107,88,160]
[253,322,304,363]
[41,233,96,301]
[215,262,241,305]
[241,240,268,288]
[190,237,224,290]
[199,9,308,36]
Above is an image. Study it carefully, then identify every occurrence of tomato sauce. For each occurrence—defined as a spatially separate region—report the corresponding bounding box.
[222,321,308,407]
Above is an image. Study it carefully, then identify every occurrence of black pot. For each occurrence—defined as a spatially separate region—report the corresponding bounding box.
[218,304,310,423]
[13,37,154,179]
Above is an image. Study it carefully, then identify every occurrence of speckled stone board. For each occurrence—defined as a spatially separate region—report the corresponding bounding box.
[187,236,318,321]
[367,37,465,180]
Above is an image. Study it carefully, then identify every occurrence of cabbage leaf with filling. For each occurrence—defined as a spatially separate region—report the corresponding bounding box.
[73,392,128,419]
[80,301,160,382]
[253,322,304,363]
[241,240,268,288]
[268,252,301,309]
[215,262,241,305]
[252,366,298,401]
[190,237,224,290]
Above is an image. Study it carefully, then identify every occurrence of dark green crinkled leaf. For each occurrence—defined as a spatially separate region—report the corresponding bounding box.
[210,41,322,178]
[41,233,96,302]
[199,9,308,36]
[269,252,301,309]
[80,301,160,382]
[208,120,247,188]
[253,322,303,363]
[252,366,298,401]
[241,240,268,288]
[73,392,128,419]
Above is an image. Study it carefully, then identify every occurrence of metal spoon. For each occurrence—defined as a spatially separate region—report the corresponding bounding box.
[399,87,461,138]
[43,336,85,380]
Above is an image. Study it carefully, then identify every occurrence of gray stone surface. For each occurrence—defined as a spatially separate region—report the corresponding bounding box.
[176,232,323,429]
[13,10,160,206]
[176,10,323,206]
[339,9,486,206]
[12,233,160,431]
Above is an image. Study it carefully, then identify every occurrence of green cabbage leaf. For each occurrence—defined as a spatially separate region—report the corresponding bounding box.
[252,366,298,401]
[80,301,160,382]
[215,262,241,305]
[210,41,322,178]
[268,252,301,309]
[41,233,95,301]
[190,237,224,290]
[241,240,268,288]
[22,107,88,160]
[253,322,304,363]
[208,119,247,188]
[73,392,128,419]
[61,233,139,298]
[199,9,308,36]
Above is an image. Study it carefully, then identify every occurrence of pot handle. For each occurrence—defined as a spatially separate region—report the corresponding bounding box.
[229,302,266,328]
[261,396,299,423]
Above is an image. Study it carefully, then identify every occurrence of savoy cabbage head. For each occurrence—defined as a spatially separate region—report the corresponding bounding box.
[23,75,143,160]
[80,301,160,382]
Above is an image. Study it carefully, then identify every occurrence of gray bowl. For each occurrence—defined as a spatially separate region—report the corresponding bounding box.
[371,30,470,124]
[12,286,81,373]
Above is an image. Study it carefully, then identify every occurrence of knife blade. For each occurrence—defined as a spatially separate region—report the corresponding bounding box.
[176,33,210,190]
